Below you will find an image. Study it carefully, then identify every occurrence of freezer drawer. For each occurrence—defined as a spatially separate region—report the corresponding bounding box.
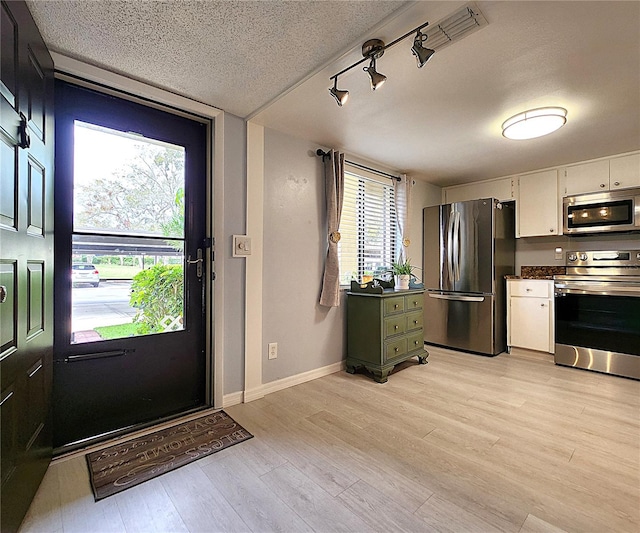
[424,292,503,356]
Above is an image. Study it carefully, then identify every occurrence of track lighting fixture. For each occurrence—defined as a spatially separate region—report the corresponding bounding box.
[411,30,435,68]
[328,20,431,107]
[363,58,386,91]
[328,77,349,107]
[326,4,488,107]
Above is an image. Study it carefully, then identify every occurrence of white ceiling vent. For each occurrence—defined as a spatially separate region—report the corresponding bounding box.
[425,3,488,51]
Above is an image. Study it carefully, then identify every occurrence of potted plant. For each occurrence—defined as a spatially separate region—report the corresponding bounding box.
[391,259,413,290]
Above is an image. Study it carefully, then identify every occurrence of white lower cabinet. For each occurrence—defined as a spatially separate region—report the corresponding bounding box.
[507,279,554,353]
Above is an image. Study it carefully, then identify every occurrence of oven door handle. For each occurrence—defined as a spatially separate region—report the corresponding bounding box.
[555,285,640,297]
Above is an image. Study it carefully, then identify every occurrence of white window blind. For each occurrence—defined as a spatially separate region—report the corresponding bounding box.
[339,170,397,285]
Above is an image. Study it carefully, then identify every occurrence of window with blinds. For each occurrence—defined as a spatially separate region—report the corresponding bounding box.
[339,170,397,285]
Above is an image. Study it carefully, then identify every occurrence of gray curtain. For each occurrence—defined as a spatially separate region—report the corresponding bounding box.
[319,150,345,307]
[393,173,413,263]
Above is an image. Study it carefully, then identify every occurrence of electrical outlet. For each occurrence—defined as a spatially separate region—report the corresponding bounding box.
[268,342,277,360]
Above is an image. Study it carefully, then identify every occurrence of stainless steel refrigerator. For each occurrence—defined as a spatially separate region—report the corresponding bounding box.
[423,198,515,355]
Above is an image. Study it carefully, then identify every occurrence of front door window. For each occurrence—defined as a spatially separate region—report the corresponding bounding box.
[71,121,186,343]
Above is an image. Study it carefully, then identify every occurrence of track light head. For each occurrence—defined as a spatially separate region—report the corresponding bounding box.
[329,78,349,107]
[363,59,387,91]
[412,31,435,68]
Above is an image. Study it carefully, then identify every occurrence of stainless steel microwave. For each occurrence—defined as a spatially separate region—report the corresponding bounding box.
[563,188,640,234]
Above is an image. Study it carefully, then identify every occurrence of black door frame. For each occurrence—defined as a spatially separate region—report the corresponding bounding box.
[50,66,221,452]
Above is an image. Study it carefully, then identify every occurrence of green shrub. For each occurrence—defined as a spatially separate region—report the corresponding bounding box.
[129,264,183,334]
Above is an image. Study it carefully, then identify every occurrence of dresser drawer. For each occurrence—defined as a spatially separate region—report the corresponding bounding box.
[384,296,405,315]
[385,337,407,361]
[406,331,424,352]
[406,311,423,332]
[404,294,423,311]
[384,315,406,338]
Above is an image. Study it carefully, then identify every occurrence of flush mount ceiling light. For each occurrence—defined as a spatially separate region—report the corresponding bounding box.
[327,4,487,107]
[502,107,568,140]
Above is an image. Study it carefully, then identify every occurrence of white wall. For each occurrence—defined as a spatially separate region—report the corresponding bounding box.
[222,113,246,395]
[408,179,442,283]
[261,128,346,384]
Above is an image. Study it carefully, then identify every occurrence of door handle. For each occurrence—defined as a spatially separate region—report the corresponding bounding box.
[187,248,203,278]
[429,293,485,302]
[453,211,461,281]
[446,209,454,282]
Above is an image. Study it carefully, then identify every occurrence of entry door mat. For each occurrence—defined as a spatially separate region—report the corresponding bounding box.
[86,411,253,501]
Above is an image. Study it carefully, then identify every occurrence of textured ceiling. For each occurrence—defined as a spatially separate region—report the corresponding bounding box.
[26,1,640,186]
[26,0,407,118]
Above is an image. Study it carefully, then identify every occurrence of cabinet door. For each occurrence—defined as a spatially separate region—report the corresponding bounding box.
[609,153,640,190]
[517,170,559,237]
[509,297,551,352]
[564,160,610,195]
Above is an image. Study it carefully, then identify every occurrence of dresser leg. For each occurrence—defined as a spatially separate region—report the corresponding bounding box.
[370,368,391,383]
[418,355,428,365]
[346,364,357,374]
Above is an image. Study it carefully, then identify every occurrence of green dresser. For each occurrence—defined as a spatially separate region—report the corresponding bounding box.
[346,289,428,383]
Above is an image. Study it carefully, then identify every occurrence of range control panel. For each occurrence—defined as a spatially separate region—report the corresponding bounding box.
[566,250,640,267]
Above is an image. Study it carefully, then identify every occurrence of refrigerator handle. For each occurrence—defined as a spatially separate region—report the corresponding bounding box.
[429,293,486,302]
[446,209,455,282]
[453,211,461,281]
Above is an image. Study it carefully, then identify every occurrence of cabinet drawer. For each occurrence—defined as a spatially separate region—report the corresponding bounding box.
[384,316,406,338]
[509,280,551,298]
[385,337,407,361]
[404,294,423,311]
[384,296,405,315]
[405,311,423,332]
[406,331,424,352]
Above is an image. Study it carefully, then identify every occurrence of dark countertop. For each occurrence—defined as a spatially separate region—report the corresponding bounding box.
[506,265,566,280]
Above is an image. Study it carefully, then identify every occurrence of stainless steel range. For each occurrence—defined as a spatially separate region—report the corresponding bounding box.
[554,250,640,380]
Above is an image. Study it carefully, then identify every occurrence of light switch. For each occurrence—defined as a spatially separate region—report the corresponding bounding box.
[233,235,252,257]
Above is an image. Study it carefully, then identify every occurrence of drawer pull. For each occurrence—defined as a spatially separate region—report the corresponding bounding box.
[394,325,399,329]
[525,288,532,292]
[394,304,399,309]
[413,320,418,324]
[414,341,419,345]
[394,347,399,352]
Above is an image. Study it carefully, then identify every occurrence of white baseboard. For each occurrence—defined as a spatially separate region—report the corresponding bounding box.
[223,360,345,406]
[261,360,345,397]
[222,391,244,408]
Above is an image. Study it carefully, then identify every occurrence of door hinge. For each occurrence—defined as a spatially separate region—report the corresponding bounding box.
[203,237,213,248]
[211,271,216,281]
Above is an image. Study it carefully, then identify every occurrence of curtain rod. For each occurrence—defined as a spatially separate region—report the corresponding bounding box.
[316,149,401,181]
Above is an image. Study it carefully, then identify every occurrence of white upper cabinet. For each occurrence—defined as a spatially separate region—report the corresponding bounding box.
[564,153,640,196]
[516,170,559,237]
[609,153,640,190]
[564,160,610,195]
[443,177,515,204]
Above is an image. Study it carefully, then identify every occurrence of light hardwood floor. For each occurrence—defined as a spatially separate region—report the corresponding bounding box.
[20,347,640,533]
